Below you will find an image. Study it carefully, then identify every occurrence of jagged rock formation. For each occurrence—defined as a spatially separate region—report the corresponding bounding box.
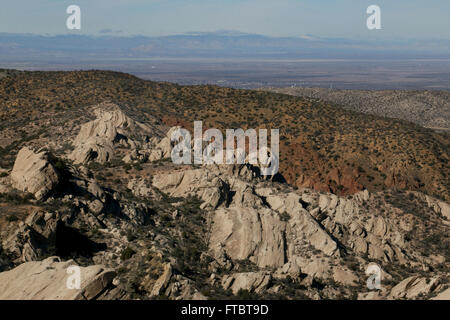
[0,103,448,301]
[152,164,449,296]
[153,168,232,210]
[10,147,60,200]
[389,275,444,300]
[70,103,167,165]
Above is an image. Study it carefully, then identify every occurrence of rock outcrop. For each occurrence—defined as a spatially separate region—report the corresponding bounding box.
[1,103,448,300]
[222,272,272,294]
[70,103,165,164]
[210,207,286,269]
[10,147,60,200]
[0,256,116,300]
[432,288,450,300]
[150,263,173,297]
[423,194,450,221]
[0,73,449,301]
[152,167,235,209]
[152,164,449,296]
[389,276,443,299]
[127,178,162,200]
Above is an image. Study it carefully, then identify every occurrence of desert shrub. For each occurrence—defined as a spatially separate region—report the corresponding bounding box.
[233,289,260,300]
[120,247,136,261]
[126,232,137,242]
[0,190,34,204]
[280,212,291,221]
[47,153,72,181]
[6,215,19,222]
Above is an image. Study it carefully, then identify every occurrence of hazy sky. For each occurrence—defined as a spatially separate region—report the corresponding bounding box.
[0,0,449,39]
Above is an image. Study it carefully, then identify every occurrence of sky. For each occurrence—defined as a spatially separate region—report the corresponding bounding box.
[0,0,449,40]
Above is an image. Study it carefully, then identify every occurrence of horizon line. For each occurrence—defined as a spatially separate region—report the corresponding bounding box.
[0,31,449,43]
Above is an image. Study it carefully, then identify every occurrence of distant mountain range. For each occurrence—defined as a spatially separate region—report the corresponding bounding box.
[1,31,449,60]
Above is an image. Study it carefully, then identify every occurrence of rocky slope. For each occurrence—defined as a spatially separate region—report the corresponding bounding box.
[0,70,448,201]
[0,103,448,300]
[264,87,450,132]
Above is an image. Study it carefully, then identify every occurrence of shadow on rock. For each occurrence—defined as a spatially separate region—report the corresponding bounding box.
[55,221,106,258]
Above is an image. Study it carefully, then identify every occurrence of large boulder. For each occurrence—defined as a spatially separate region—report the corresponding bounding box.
[10,147,60,200]
[0,256,116,300]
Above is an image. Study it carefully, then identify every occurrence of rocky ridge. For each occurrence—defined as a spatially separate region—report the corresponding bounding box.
[1,70,448,202]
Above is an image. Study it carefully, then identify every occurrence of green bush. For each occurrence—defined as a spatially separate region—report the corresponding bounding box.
[120,247,136,261]
[279,212,291,221]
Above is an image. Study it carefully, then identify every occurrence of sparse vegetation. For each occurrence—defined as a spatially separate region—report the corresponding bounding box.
[0,70,447,200]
